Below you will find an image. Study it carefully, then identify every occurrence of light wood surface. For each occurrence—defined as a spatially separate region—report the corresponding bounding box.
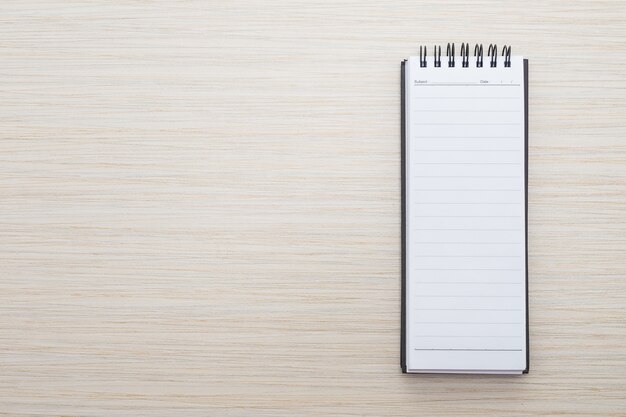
[1,1,625,416]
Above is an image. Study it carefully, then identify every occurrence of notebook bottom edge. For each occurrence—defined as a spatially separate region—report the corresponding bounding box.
[405,369,525,375]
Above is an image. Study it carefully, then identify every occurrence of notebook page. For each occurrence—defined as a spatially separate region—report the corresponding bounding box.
[405,56,527,372]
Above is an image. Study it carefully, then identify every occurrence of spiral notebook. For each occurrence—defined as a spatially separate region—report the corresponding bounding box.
[401,44,529,374]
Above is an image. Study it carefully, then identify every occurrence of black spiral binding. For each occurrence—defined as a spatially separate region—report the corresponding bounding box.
[434,45,441,67]
[475,44,484,67]
[502,45,511,67]
[460,43,469,67]
[488,44,498,67]
[447,43,455,67]
[417,43,512,68]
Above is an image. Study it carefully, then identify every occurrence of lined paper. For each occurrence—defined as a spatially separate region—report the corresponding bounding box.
[405,56,527,373]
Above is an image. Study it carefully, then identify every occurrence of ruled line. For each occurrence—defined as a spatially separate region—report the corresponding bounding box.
[413,110,520,113]
[415,123,521,126]
[413,349,523,352]
[413,148,522,153]
[412,189,521,192]
[413,84,521,87]
[413,282,523,284]
[415,322,522,324]
[413,97,519,99]
[414,230,520,232]
[414,162,521,165]
[413,202,522,205]
[412,175,520,178]
[414,295,522,298]
[413,308,522,311]
[417,335,522,338]
[412,268,522,271]
[413,255,522,257]
[414,215,520,217]
[413,242,522,244]
[414,136,519,138]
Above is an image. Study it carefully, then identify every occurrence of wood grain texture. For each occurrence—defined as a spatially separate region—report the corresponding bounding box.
[1,1,625,416]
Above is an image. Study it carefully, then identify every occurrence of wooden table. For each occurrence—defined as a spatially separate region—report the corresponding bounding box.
[1,1,625,416]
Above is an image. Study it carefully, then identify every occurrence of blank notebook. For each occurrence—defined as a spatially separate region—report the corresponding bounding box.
[401,43,529,374]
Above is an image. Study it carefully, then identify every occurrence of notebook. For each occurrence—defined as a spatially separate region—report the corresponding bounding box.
[401,43,529,374]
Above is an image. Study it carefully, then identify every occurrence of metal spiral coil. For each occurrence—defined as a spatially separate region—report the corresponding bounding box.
[416,43,512,68]
[447,43,455,67]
